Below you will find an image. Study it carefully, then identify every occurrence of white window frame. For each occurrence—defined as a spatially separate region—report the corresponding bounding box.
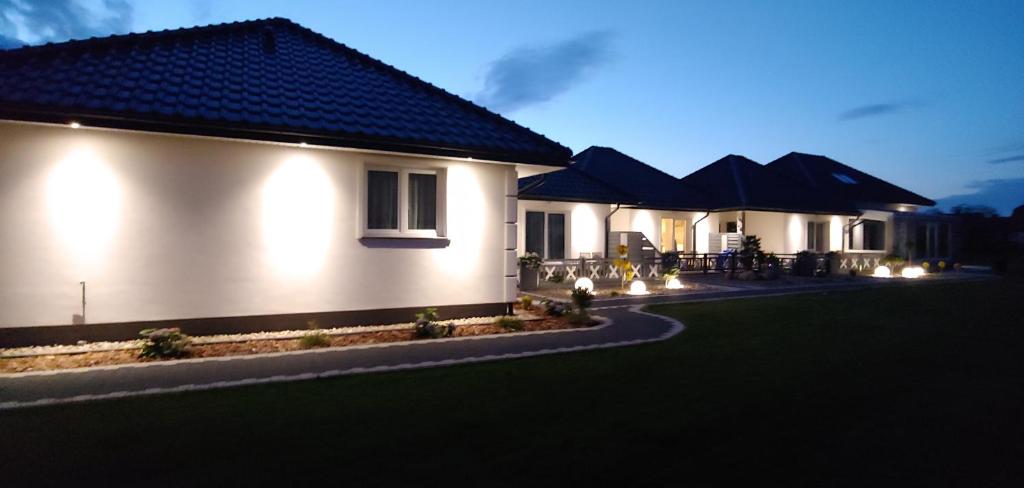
[363,165,446,239]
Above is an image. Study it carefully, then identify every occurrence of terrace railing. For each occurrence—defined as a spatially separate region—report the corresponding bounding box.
[534,251,866,284]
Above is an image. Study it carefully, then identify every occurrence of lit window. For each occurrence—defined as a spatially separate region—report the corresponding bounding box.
[832,172,858,184]
[365,167,443,237]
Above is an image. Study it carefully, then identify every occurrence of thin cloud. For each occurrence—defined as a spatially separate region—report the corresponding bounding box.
[190,0,213,23]
[475,30,615,113]
[935,177,1024,216]
[0,0,133,45]
[838,101,916,121]
[988,154,1024,164]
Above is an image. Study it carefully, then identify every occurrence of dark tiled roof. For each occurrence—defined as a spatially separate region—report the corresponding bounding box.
[767,152,935,207]
[518,166,639,205]
[0,18,571,166]
[570,146,711,210]
[679,154,860,215]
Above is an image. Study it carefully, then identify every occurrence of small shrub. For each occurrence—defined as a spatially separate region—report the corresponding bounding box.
[497,316,524,331]
[299,333,331,349]
[848,268,858,278]
[519,295,533,310]
[547,270,565,283]
[570,287,594,312]
[610,290,620,297]
[139,327,191,359]
[661,251,680,270]
[541,299,570,317]
[881,254,906,272]
[414,307,456,339]
[299,319,331,349]
[518,252,542,270]
[739,235,764,270]
[792,251,818,277]
[414,320,456,339]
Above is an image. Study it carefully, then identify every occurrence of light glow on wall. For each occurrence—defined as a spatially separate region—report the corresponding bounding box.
[694,215,710,253]
[261,156,335,277]
[830,216,843,251]
[631,210,656,249]
[47,148,122,266]
[434,165,484,272]
[571,204,598,255]
[787,214,803,253]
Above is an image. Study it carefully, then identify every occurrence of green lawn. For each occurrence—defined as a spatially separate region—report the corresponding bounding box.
[3,280,1023,487]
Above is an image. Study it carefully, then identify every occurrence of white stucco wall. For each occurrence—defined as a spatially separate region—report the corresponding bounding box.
[724,211,848,254]
[0,121,513,327]
[517,200,609,259]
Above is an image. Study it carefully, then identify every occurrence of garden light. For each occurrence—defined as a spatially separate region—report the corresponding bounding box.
[628,280,649,295]
[901,266,925,279]
[665,277,683,289]
[574,277,594,293]
[872,265,892,278]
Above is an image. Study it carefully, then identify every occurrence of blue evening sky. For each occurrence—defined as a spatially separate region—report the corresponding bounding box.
[3,0,1023,213]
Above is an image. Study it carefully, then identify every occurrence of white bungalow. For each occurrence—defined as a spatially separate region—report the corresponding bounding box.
[519,147,951,278]
[0,19,571,346]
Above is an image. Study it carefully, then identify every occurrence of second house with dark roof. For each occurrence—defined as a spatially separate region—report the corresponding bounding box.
[519,147,953,273]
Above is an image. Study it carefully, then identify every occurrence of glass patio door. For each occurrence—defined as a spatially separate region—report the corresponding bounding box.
[660,218,688,252]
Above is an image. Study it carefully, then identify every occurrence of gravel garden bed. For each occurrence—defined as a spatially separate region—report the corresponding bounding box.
[0,311,594,374]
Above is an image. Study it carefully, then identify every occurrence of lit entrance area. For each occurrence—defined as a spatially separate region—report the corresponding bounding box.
[660,217,688,253]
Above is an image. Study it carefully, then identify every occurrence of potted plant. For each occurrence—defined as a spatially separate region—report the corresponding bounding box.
[518,252,542,291]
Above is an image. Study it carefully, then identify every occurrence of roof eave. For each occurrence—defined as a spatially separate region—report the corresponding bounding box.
[517,195,638,205]
[711,205,861,216]
[0,106,572,167]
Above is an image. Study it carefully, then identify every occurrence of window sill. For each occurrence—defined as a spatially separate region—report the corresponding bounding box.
[359,236,451,249]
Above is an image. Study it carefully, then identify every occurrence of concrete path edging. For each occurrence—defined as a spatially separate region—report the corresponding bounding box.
[0,308,685,410]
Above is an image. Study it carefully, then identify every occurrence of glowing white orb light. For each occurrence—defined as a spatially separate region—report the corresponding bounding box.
[901,266,925,279]
[872,265,892,278]
[665,277,683,289]
[574,277,595,293]
[628,280,649,295]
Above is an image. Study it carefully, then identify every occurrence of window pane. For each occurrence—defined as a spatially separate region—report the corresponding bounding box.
[807,222,815,250]
[408,173,437,230]
[548,214,565,260]
[525,212,545,256]
[367,171,398,229]
[864,220,885,251]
